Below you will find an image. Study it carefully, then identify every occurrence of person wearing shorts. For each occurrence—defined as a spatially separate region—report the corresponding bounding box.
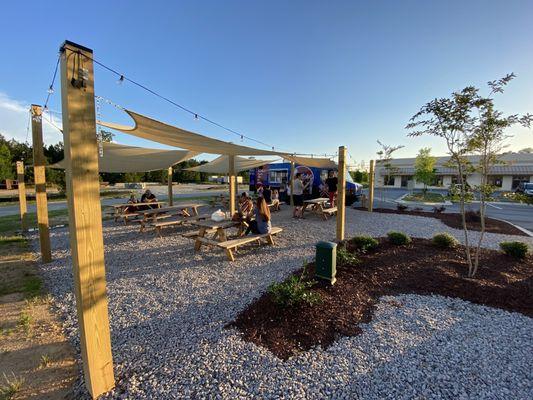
[292,173,307,218]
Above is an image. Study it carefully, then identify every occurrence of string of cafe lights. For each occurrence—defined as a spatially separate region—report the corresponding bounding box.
[40,52,337,158]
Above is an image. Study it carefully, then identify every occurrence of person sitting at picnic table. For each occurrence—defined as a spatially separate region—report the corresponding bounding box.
[325,170,338,207]
[271,189,281,211]
[292,173,308,218]
[140,189,159,210]
[246,196,271,235]
[124,194,139,214]
[234,192,254,219]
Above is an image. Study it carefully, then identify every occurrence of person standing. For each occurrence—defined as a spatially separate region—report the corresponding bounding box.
[292,173,308,218]
[325,171,338,207]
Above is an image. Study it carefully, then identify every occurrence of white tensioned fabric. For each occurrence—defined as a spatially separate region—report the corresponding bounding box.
[185,155,276,174]
[50,142,198,173]
[283,155,337,169]
[98,110,281,156]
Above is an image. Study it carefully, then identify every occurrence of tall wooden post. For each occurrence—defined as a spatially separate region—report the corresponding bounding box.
[229,155,236,215]
[16,161,28,230]
[368,160,375,212]
[167,167,173,206]
[289,161,295,206]
[336,146,347,242]
[59,41,115,399]
[31,105,52,262]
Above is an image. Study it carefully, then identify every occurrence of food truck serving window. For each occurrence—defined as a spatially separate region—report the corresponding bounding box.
[269,169,288,184]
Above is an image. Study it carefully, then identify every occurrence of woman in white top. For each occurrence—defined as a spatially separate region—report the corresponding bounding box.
[292,173,308,218]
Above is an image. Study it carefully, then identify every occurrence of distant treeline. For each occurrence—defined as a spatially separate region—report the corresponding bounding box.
[0,134,244,190]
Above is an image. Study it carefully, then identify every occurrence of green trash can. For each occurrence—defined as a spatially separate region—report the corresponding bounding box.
[315,241,337,284]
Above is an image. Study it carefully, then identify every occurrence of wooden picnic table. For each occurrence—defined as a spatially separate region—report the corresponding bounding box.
[302,197,337,220]
[138,203,202,218]
[190,219,239,251]
[111,201,166,221]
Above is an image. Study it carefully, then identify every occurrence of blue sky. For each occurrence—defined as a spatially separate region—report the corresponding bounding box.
[1,0,532,165]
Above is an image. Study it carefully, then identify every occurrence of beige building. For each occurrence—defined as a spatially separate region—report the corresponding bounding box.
[375,152,533,191]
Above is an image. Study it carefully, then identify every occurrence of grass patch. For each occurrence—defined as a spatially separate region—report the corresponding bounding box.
[0,209,69,235]
[403,192,445,203]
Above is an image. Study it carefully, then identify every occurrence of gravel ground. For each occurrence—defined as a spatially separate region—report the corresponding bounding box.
[36,207,533,399]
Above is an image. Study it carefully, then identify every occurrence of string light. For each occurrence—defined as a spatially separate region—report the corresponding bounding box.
[43,52,339,158]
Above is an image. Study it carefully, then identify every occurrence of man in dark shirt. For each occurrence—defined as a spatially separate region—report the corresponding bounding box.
[140,189,158,209]
[325,171,338,207]
[263,185,272,204]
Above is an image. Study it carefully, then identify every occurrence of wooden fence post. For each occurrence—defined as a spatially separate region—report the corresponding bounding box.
[16,161,27,231]
[167,167,173,206]
[31,105,52,262]
[59,40,115,399]
[229,155,236,215]
[336,146,347,242]
[368,160,375,212]
[290,160,295,206]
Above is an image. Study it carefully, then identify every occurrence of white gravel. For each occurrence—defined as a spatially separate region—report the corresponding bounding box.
[36,207,533,399]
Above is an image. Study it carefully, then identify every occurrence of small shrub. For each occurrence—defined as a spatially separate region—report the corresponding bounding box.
[268,263,321,307]
[0,372,25,399]
[39,354,52,369]
[337,247,360,266]
[432,233,458,248]
[499,241,529,259]
[396,203,408,211]
[464,210,481,223]
[387,231,412,245]
[349,235,379,253]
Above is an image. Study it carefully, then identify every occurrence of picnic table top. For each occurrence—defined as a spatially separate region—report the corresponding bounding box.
[190,219,238,229]
[303,197,329,204]
[111,201,166,209]
[138,203,204,216]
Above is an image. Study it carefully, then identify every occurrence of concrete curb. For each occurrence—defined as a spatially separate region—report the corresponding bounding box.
[396,193,452,207]
[491,218,533,238]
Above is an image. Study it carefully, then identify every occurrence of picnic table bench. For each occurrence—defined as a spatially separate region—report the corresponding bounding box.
[189,219,282,261]
[112,201,166,223]
[149,213,210,236]
[137,203,203,232]
[302,198,337,220]
[209,195,230,209]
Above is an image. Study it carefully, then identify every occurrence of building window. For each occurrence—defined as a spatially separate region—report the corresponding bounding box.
[268,169,288,185]
[401,175,412,187]
[431,176,444,187]
[512,176,529,189]
[384,175,395,186]
[488,175,503,188]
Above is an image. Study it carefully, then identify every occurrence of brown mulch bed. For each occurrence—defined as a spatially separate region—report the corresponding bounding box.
[232,238,533,359]
[354,207,528,236]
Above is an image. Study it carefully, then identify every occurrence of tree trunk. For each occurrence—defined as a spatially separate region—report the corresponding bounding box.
[457,161,473,276]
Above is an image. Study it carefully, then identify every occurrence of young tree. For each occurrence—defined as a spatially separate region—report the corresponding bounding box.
[406,86,479,275]
[407,76,532,278]
[376,140,404,186]
[413,147,436,194]
[467,74,532,276]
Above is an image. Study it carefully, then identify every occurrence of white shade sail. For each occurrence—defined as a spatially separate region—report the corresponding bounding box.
[98,110,282,156]
[284,155,337,169]
[51,142,198,173]
[185,155,275,174]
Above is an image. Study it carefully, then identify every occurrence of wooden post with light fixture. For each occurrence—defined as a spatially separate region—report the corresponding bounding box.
[31,105,52,262]
[368,159,375,212]
[336,146,347,242]
[59,40,115,399]
[16,161,27,230]
[167,167,173,206]
[290,160,295,206]
[229,155,236,215]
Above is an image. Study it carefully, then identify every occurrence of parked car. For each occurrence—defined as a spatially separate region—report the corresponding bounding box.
[515,182,533,196]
